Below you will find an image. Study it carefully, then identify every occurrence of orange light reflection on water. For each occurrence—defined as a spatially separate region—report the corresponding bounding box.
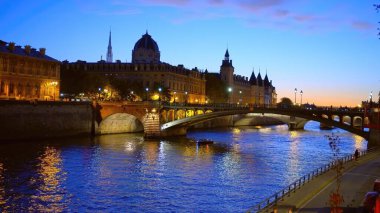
[30,146,65,212]
[0,162,5,206]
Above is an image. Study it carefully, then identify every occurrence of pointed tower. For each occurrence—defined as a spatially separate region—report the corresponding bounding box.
[257,70,263,87]
[220,49,234,85]
[249,68,257,85]
[264,72,270,87]
[106,30,113,63]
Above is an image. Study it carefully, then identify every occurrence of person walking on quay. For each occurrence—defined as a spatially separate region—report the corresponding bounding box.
[354,149,359,161]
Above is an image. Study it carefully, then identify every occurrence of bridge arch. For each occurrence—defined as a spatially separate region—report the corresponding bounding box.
[177,109,186,119]
[161,108,369,140]
[98,113,144,134]
[353,116,363,128]
[342,115,351,125]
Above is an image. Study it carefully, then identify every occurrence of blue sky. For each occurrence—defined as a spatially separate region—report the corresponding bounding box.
[1,0,379,106]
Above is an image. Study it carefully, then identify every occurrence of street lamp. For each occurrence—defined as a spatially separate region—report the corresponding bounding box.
[185,91,188,104]
[228,87,232,104]
[294,88,297,105]
[158,87,162,102]
[98,87,101,100]
[300,90,303,105]
[239,90,242,105]
[173,91,176,104]
[145,87,149,101]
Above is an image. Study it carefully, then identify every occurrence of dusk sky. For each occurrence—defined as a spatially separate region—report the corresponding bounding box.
[1,0,379,106]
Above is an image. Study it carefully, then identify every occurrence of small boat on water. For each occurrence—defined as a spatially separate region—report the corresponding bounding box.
[195,139,214,145]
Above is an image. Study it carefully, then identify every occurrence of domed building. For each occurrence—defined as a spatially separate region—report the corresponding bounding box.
[132,31,160,64]
[61,31,207,103]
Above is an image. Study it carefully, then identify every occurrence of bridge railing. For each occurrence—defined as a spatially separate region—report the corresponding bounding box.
[247,148,377,213]
[162,102,275,110]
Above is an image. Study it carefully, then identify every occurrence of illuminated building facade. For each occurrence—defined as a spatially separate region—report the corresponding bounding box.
[0,40,60,101]
[61,32,206,103]
[217,49,277,106]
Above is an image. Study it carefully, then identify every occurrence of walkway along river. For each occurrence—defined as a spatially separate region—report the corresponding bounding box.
[0,122,367,212]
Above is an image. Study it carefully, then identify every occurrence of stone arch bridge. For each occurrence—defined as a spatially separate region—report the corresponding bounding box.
[96,101,376,143]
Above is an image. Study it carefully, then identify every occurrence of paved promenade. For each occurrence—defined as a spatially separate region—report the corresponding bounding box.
[273,149,380,213]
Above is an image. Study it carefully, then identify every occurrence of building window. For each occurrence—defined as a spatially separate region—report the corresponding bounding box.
[9,82,14,94]
[26,83,31,96]
[35,84,40,97]
[0,81,4,94]
[17,83,23,96]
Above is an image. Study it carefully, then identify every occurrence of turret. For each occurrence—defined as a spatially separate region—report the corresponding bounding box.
[220,49,234,85]
[257,71,263,87]
[249,68,257,85]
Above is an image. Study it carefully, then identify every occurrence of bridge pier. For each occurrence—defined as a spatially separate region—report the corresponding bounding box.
[143,110,161,138]
[287,116,308,130]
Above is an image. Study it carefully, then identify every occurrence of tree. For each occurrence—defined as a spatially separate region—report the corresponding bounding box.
[205,73,228,103]
[152,82,171,102]
[325,133,344,213]
[277,97,293,108]
[108,77,144,100]
[60,69,108,95]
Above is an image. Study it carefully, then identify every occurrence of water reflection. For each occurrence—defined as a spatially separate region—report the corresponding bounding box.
[30,146,65,212]
[0,162,5,206]
[0,121,368,212]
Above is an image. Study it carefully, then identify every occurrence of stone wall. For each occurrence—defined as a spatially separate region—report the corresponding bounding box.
[0,100,93,141]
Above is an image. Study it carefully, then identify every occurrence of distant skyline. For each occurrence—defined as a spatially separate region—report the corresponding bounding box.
[1,0,379,106]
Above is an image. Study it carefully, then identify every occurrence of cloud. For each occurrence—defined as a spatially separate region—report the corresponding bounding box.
[351,21,374,31]
[139,0,190,7]
[238,0,283,12]
[209,0,224,6]
[274,9,289,18]
[76,1,375,33]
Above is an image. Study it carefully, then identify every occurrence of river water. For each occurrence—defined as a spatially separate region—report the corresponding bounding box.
[0,122,366,212]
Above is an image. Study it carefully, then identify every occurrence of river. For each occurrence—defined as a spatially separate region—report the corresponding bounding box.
[0,121,366,212]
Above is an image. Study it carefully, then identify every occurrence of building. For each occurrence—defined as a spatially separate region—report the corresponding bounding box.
[61,31,207,103]
[0,40,60,101]
[209,49,277,106]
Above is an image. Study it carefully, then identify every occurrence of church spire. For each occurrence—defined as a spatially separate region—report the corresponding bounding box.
[106,29,113,63]
[224,49,230,60]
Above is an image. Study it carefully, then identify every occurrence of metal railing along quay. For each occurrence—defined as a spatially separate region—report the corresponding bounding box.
[247,148,376,213]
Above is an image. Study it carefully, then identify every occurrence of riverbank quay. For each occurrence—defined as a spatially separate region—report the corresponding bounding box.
[252,148,380,213]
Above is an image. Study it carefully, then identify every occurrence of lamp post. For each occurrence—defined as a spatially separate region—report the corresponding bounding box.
[294,88,297,105]
[239,90,242,105]
[228,87,232,105]
[158,87,162,102]
[185,91,188,104]
[145,87,149,101]
[98,87,101,100]
[173,91,176,104]
[300,90,303,106]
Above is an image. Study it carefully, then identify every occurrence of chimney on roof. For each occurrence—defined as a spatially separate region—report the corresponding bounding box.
[25,45,31,55]
[8,42,15,52]
[39,48,46,56]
